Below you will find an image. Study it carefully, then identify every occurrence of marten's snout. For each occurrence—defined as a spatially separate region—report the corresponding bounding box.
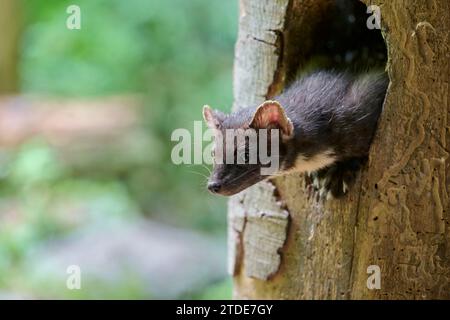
[207,181,222,194]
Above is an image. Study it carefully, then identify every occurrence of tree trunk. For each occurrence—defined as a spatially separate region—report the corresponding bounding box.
[0,0,20,93]
[229,0,449,299]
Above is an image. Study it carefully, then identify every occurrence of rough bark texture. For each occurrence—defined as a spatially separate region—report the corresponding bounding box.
[229,0,449,299]
[0,0,20,93]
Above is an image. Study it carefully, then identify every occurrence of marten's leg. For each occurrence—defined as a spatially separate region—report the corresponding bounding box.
[307,157,365,200]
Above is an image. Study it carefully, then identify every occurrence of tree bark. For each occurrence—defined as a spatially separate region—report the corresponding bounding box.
[229,0,449,299]
[0,0,20,93]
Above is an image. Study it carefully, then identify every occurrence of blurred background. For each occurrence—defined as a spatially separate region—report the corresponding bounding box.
[0,0,237,299]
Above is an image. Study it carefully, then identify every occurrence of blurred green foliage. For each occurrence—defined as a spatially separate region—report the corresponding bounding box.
[19,0,237,231]
[21,0,237,98]
[0,0,237,299]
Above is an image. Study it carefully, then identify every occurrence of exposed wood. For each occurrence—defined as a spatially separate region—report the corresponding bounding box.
[232,0,333,112]
[230,0,449,299]
[228,182,289,280]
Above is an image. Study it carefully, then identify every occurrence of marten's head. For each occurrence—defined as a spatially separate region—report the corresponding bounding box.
[202,101,294,196]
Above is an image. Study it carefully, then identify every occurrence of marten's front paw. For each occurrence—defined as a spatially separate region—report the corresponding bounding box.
[307,158,363,200]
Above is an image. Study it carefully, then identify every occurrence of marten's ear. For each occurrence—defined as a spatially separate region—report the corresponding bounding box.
[250,100,294,139]
[203,105,226,129]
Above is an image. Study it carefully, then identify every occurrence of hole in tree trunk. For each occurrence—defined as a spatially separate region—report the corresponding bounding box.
[287,0,387,81]
[282,0,389,199]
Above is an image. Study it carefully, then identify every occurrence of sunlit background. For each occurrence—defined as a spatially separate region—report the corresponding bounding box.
[0,0,237,299]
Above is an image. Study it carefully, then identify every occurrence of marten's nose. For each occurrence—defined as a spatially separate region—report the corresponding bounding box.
[208,182,222,193]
